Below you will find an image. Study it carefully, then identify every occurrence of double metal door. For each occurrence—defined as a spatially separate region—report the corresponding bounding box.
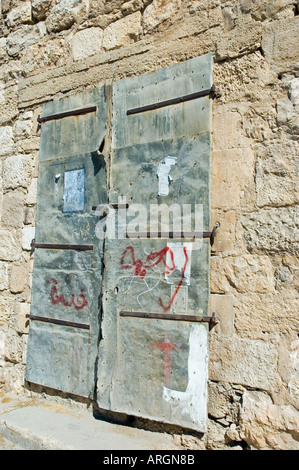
[26,53,213,431]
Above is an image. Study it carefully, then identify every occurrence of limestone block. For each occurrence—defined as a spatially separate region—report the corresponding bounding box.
[262,17,299,73]
[209,334,278,391]
[225,423,242,444]
[0,83,5,106]
[6,24,45,57]
[244,106,276,142]
[22,38,70,75]
[121,0,144,15]
[0,85,19,126]
[213,51,277,105]
[210,254,275,294]
[0,229,21,261]
[212,148,255,210]
[9,263,28,294]
[215,15,262,61]
[256,140,298,172]
[22,226,35,251]
[88,0,123,17]
[5,1,32,28]
[0,297,13,327]
[289,78,299,106]
[233,291,299,337]
[211,210,236,253]
[3,328,25,364]
[3,154,33,190]
[277,94,299,138]
[103,11,142,50]
[288,339,299,405]
[240,0,296,21]
[1,0,10,15]
[13,114,33,139]
[143,0,181,32]
[240,390,299,450]
[255,142,299,208]
[1,189,26,229]
[213,110,246,150]
[0,126,14,156]
[0,160,2,215]
[242,206,299,254]
[7,25,40,57]
[205,420,228,450]
[210,294,234,335]
[0,261,9,291]
[0,363,25,392]
[24,206,36,225]
[0,38,7,62]
[0,331,4,365]
[46,0,85,33]
[32,0,52,21]
[16,137,40,154]
[72,27,103,61]
[16,302,30,334]
[0,60,21,82]
[288,112,299,137]
[208,382,235,420]
[26,178,38,205]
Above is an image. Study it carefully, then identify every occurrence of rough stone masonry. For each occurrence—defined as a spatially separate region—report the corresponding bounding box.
[0,0,298,450]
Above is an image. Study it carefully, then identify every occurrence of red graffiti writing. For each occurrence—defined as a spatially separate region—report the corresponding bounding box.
[47,278,88,310]
[150,334,178,388]
[120,245,189,312]
[159,246,189,313]
[120,246,175,279]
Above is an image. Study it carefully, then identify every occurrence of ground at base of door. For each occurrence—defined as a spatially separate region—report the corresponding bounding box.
[0,393,180,450]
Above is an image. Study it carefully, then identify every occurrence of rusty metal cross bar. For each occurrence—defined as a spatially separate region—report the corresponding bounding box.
[126,85,217,115]
[26,314,90,330]
[37,106,97,123]
[31,240,93,251]
[120,311,218,329]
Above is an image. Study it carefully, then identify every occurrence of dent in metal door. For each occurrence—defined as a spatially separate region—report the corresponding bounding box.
[25,87,107,398]
[97,54,213,431]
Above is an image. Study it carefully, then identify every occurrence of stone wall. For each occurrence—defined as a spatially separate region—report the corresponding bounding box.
[0,0,298,450]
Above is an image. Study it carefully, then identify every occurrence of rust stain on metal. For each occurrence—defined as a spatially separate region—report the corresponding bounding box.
[37,106,97,123]
[26,314,90,330]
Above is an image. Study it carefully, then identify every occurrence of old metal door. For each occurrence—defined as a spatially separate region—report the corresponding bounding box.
[25,87,107,398]
[97,54,213,431]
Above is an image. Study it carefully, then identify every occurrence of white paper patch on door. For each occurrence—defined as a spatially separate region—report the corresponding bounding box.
[165,242,192,286]
[157,156,177,196]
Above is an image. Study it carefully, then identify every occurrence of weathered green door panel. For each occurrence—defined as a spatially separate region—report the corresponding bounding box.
[97,54,213,431]
[112,54,213,148]
[103,318,208,431]
[29,249,95,325]
[25,323,92,398]
[34,152,107,244]
[39,87,106,161]
[109,135,211,229]
[25,87,107,398]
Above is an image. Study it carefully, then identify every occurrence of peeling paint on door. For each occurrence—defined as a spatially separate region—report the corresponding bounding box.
[157,156,177,196]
